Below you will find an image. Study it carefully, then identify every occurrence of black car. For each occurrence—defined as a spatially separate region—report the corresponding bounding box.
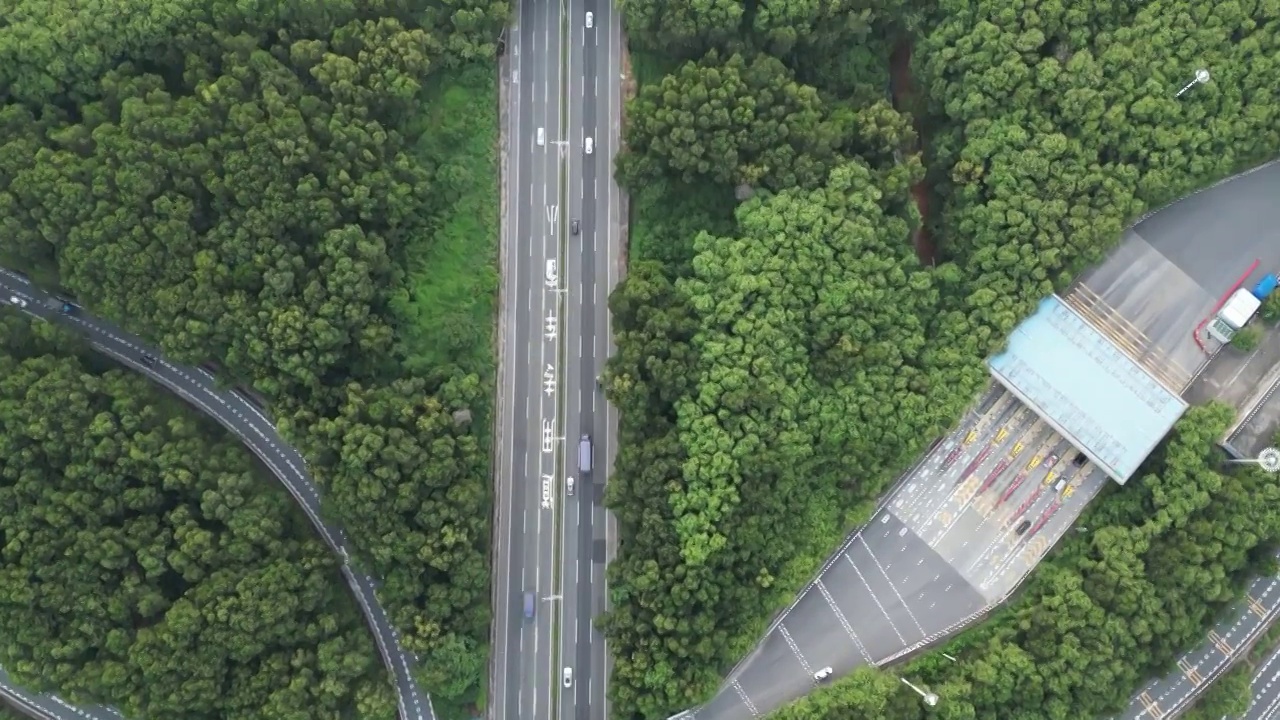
[1015,519,1032,536]
[140,353,157,367]
[571,219,580,235]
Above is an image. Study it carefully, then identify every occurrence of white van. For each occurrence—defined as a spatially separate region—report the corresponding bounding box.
[536,128,545,146]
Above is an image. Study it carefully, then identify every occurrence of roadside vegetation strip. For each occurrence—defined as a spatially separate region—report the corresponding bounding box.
[601,0,1280,716]
[0,1,507,717]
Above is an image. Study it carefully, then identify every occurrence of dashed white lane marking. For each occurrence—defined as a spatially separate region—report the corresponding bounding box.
[777,624,813,677]
[843,554,906,644]
[731,680,760,718]
[815,579,872,663]
[854,542,926,637]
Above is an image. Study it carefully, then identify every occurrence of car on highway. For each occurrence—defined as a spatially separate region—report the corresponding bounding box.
[585,11,593,27]
[523,591,535,620]
[7,295,26,308]
[563,667,573,688]
[585,137,593,155]
[567,476,575,496]
[537,127,545,146]
[813,667,833,681]
[1015,519,1032,535]
[579,435,592,473]
[140,353,157,367]
[572,219,580,235]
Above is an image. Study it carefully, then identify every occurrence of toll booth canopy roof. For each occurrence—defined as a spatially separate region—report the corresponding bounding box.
[987,295,1188,484]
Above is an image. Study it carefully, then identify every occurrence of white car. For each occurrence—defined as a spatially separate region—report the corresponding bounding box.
[813,666,833,681]
[585,137,593,155]
[8,295,26,308]
[563,667,573,688]
[585,12,593,28]
[566,476,575,496]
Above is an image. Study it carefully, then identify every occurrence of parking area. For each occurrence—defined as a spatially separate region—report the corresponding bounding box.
[1182,314,1280,459]
[1226,374,1280,460]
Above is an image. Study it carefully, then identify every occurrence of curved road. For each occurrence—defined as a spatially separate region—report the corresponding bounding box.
[0,268,431,720]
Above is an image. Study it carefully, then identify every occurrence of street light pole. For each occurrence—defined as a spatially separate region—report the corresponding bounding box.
[1175,68,1210,98]
[900,677,939,707]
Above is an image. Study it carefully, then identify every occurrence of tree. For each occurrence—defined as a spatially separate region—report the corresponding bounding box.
[618,0,746,55]
[603,160,982,717]
[0,323,396,719]
[621,51,841,192]
[608,0,1280,715]
[1231,325,1262,351]
[0,0,501,711]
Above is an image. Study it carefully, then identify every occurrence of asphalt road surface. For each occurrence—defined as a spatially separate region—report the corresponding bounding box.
[491,0,623,716]
[690,386,1107,720]
[0,270,431,720]
[1075,158,1280,387]
[1238,640,1280,720]
[1117,573,1280,720]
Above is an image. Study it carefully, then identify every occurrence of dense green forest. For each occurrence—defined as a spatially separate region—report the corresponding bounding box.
[0,0,503,712]
[0,316,396,719]
[762,404,1280,718]
[602,0,1280,716]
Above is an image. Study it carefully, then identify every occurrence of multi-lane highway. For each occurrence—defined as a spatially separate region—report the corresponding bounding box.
[1236,640,1280,720]
[490,0,623,715]
[1118,572,1280,720]
[0,269,431,720]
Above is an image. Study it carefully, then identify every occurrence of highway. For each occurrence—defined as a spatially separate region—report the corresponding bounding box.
[1238,640,1280,720]
[0,269,431,720]
[490,0,623,715]
[1117,572,1280,720]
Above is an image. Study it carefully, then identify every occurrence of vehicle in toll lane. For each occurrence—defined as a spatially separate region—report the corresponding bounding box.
[1015,519,1032,536]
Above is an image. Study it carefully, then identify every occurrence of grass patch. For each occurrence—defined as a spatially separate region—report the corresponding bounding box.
[398,64,500,379]
[629,50,677,88]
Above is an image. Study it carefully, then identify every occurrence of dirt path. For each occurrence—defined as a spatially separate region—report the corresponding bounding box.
[889,41,938,266]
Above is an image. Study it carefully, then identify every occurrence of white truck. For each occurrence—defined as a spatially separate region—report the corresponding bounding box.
[1206,272,1276,343]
